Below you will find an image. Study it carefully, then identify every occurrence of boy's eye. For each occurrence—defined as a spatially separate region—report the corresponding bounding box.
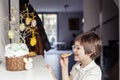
[74,46,80,50]
[76,47,80,49]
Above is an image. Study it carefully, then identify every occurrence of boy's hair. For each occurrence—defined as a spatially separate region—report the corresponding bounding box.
[74,32,102,59]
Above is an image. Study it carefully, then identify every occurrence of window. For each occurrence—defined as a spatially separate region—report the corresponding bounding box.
[38,13,57,47]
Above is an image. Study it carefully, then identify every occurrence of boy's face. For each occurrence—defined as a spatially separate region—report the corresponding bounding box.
[73,41,91,62]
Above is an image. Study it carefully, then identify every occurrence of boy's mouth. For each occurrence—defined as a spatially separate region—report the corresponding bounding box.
[74,54,79,56]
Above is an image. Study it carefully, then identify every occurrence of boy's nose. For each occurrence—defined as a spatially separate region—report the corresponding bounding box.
[73,48,76,53]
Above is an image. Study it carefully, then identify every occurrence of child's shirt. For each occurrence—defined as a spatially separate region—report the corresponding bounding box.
[70,60,102,80]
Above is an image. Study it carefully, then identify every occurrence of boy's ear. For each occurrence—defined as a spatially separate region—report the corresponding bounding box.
[87,52,93,57]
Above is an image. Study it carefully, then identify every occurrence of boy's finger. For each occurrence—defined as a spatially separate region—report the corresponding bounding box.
[61,53,72,58]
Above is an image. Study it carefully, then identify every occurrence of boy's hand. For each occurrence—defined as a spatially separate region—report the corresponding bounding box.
[60,53,71,68]
[45,65,54,73]
[45,65,58,80]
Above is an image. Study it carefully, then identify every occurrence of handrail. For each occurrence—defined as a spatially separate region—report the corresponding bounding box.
[90,15,118,31]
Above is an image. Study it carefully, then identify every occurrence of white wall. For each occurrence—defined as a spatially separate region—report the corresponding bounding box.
[102,18,118,45]
[113,0,119,7]
[58,12,83,47]
[102,0,118,22]
[102,0,118,45]
[83,0,100,32]
[83,0,119,45]
[10,0,19,43]
[0,0,20,62]
[0,0,9,61]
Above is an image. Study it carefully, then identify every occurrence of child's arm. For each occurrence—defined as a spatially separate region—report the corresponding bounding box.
[61,67,69,80]
[46,65,58,80]
[61,70,72,80]
[69,75,72,80]
[60,53,71,80]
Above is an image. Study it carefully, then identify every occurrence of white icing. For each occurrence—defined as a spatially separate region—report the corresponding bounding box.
[5,43,29,57]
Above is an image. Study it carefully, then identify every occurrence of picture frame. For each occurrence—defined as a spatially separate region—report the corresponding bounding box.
[69,18,79,30]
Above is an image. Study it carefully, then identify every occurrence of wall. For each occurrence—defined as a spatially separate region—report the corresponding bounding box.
[0,0,20,62]
[83,0,119,45]
[10,0,20,43]
[58,12,83,48]
[83,0,100,32]
[114,0,119,7]
[102,0,118,45]
[0,0,9,61]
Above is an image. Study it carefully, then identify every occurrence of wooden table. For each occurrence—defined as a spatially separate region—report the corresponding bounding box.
[0,55,54,80]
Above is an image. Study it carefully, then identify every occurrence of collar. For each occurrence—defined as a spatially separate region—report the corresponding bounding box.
[75,60,96,72]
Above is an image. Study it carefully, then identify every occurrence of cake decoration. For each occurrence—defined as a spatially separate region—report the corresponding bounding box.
[23,57,33,70]
[8,30,15,39]
[19,23,26,31]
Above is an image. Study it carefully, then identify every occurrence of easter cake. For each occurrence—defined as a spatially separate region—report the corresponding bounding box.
[5,43,29,71]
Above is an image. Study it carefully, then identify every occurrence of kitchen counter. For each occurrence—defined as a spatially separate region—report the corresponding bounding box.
[0,55,54,80]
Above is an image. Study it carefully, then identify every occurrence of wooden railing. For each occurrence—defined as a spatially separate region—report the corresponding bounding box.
[90,15,118,31]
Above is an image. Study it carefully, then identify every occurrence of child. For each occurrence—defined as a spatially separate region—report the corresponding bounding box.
[46,32,102,80]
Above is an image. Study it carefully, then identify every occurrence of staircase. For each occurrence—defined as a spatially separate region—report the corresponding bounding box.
[113,0,119,7]
[103,40,119,80]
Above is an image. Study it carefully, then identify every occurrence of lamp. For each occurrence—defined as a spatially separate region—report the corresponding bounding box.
[64,4,69,11]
